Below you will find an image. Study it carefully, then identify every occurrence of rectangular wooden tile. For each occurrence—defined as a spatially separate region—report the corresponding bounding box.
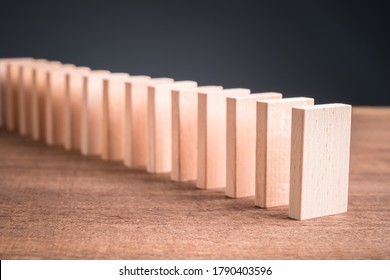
[289,104,352,220]
[171,85,223,182]
[47,64,75,146]
[31,61,62,141]
[147,81,198,173]
[124,77,174,168]
[65,66,91,150]
[225,92,283,198]
[0,58,32,129]
[101,73,130,161]
[80,70,111,156]
[5,58,34,131]
[0,59,8,128]
[255,97,314,208]
[197,88,250,189]
[18,59,48,136]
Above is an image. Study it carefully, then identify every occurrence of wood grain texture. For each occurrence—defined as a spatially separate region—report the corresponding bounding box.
[81,70,111,156]
[289,104,352,220]
[171,86,223,182]
[0,107,389,259]
[197,89,250,189]
[255,97,314,208]
[124,77,174,168]
[225,93,282,198]
[101,73,130,161]
[147,81,197,173]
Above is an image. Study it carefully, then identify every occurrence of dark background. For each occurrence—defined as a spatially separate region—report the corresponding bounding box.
[1,1,389,105]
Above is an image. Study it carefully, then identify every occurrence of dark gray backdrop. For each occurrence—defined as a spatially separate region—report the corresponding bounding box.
[1,1,389,105]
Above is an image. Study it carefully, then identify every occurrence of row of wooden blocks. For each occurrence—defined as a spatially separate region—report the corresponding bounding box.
[0,57,352,220]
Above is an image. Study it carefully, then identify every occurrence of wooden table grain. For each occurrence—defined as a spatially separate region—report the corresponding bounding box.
[0,107,389,259]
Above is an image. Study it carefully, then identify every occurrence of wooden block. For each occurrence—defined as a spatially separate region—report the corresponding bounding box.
[0,58,32,129]
[31,61,62,141]
[18,59,48,136]
[47,64,76,146]
[197,88,251,189]
[147,81,198,173]
[255,97,314,208]
[5,58,34,131]
[0,59,8,127]
[80,70,111,156]
[124,77,174,168]
[171,85,223,182]
[64,66,91,150]
[101,73,130,161]
[225,92,283,198]
[289,104,352,220]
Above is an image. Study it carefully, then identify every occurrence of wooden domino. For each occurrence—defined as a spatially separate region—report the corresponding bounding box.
[255,97,314,208]
[31,60,62,141]
[147,81,198,173]
[47,64,76,146]
[171,85,223,182]
[289,104,352,220]
[18,59,48,136]
[80,70,111,156]
[124,77,174,168]
[0,58,31,130]
[5,58,34,131]
[197,88,250,189]
[66,66,91,150]
[101,73,130,161]
[225,92,283,198]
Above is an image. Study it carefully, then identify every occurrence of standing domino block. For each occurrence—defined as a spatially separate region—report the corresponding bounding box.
[5,58,34,131]
[19,59,48,136]
[47,64,76,146]
[255,97,314,208]
[197,88,251,189]
[18,60,47,135]
[0,58,33,129]
[31,61,62,141]
[101,73,130,161]
[171,85,223,182]
[0,59,10,127]
[66,66,91,150]
[81,70,110,156]
[289,104,352,220]
[147,81,198,173]
[226,92,283,198]
[124,77,174,168]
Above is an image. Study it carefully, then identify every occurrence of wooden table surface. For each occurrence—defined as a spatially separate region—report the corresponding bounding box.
[0,107,389,259]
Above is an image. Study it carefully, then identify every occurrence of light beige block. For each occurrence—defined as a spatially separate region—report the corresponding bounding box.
[5,58,34,131]
[101,73,130,161]
[147,81,198,173]
[0,58,32,129]
[18,59,48,136]
[289,104,352,220]
[255,97,314,208]
[31,61,62,141]
[197,88,251,189]
[81,70,111,156]
[47,64,75,146]
[65,66,91,150]
[226,92,283,198]
[171,85,223,182]
[124,77,174,168]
